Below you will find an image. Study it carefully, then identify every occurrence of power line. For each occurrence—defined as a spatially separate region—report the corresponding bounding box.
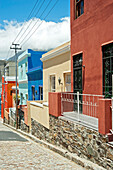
[21,0,59,46]
[13,0,40,44]
[17,0,46,44]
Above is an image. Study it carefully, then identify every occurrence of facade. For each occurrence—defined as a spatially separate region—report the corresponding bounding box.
[0,60,6,116]
[18,50,29,105]
[27,50,46,101]
[5,62,15,76]
[18,49,46,105]
[70,0,113,98]
[26,42,71,130]
[1,76,17,119]
[41,41,71,101]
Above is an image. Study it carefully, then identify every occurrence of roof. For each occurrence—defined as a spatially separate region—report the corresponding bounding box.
[40,41,70,62]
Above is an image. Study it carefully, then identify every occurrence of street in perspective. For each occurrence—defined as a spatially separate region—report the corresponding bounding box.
[0,120,84,170]
[0,0,113,170]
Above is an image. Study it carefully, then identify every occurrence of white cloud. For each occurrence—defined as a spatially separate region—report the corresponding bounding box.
[0,17,70,59]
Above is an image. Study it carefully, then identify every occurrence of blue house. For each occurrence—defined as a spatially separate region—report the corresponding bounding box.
[27,50,46,101]
[18,49,46,105]
[18,50,30,105]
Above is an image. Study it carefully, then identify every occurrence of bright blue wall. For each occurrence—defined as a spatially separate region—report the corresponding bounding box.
[28,70,43,100]
[27,50,46,101]
[28,49,44,70]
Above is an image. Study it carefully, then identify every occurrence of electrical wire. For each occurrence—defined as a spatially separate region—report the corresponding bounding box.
[21,0,59,46]
[17,0,46,44]
[13,0,40,43]
[6,0,40,60]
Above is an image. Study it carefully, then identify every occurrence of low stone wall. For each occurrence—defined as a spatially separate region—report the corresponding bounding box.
[21,120,29,133]
[9,117,16,128]
[4,117,9,124]
[31,115,113,170]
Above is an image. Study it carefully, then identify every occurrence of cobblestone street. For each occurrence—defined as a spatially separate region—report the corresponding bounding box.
[0,121,84,170]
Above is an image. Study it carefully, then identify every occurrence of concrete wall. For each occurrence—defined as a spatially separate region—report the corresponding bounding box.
[30,102,49,129]
[18,57,28,81]
[70,0,113,95]
[43,49,71,101]
[19,83,28,105]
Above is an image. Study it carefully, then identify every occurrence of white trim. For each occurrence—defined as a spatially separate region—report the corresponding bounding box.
[41,44,70,62]
[18,80,28,84]
[12,86,19,90]
[63,70,71,74]
[5,76,18,82]
[18,50,31,62]
[72,51,83,56]
[30,102,43,108]
[49,73,56,76]
[43,102,48,107]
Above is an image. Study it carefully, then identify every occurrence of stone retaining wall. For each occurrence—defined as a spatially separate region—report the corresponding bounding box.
[31,115,113,170]
[21,120,29,133]
[4,117,16,128]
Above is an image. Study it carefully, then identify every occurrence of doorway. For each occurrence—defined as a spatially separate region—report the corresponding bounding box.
[73,53,83,112]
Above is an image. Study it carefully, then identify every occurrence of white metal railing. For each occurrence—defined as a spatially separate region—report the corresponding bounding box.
[112,98,113,130]
[61,92,104,120]
[9,107,16,121]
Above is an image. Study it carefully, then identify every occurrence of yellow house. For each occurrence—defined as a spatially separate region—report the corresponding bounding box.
[41,41,71,102]
[28,41,71,129]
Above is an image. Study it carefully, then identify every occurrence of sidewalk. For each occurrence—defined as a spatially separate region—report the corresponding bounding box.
[3,121,105,170]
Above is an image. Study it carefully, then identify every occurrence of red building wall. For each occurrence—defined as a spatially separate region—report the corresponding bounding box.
[71,0,113,95]
[1,77,17,119]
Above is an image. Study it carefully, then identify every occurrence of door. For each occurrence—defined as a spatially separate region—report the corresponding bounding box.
[103,43,113,98]
[73,54,83,112]
[32,86,35,100]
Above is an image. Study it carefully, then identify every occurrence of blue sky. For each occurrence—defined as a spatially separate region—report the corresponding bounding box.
[0,0,70,23]
[0,0,70,59]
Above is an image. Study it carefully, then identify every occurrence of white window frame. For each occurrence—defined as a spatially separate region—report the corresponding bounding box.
[50,75,56,92]
[64,72,71,92]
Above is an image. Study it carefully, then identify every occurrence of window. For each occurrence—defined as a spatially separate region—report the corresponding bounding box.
[32,86,35,100]
[102,43,113,98]
[21,65,23,79]
[25,62,28,73]
[20,93,23,105]
[64,73,71,92]
[75,0,84,19]
[26,94,28,103]
[50,75,56,92]
[39,87,43,100]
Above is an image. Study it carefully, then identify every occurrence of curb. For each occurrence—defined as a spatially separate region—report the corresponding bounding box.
[3,123,105,170]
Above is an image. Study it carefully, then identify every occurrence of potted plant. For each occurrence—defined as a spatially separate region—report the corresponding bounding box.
[13,95,20,105]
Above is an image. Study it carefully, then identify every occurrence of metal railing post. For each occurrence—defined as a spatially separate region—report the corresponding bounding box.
[77,91,79,121]
[112,97,113,130]
[61,93,63,115]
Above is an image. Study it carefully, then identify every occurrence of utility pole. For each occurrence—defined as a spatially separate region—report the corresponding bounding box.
[10,43,21,129]
[3,63,6,123]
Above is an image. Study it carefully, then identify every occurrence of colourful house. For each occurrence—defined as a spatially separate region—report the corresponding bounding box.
[70,0,113,98]
[18,50,29,105]
[1,76,17,119]
[26,42,71,130]
[18,49,46,105]
[27,50,46,101]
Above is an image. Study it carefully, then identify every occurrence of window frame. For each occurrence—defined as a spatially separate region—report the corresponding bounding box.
[64,72,71,92]
[50,75,56,92]
[75,0,84,19]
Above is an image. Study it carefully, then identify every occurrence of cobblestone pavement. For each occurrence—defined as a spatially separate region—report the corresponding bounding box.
[0,122,84,170]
